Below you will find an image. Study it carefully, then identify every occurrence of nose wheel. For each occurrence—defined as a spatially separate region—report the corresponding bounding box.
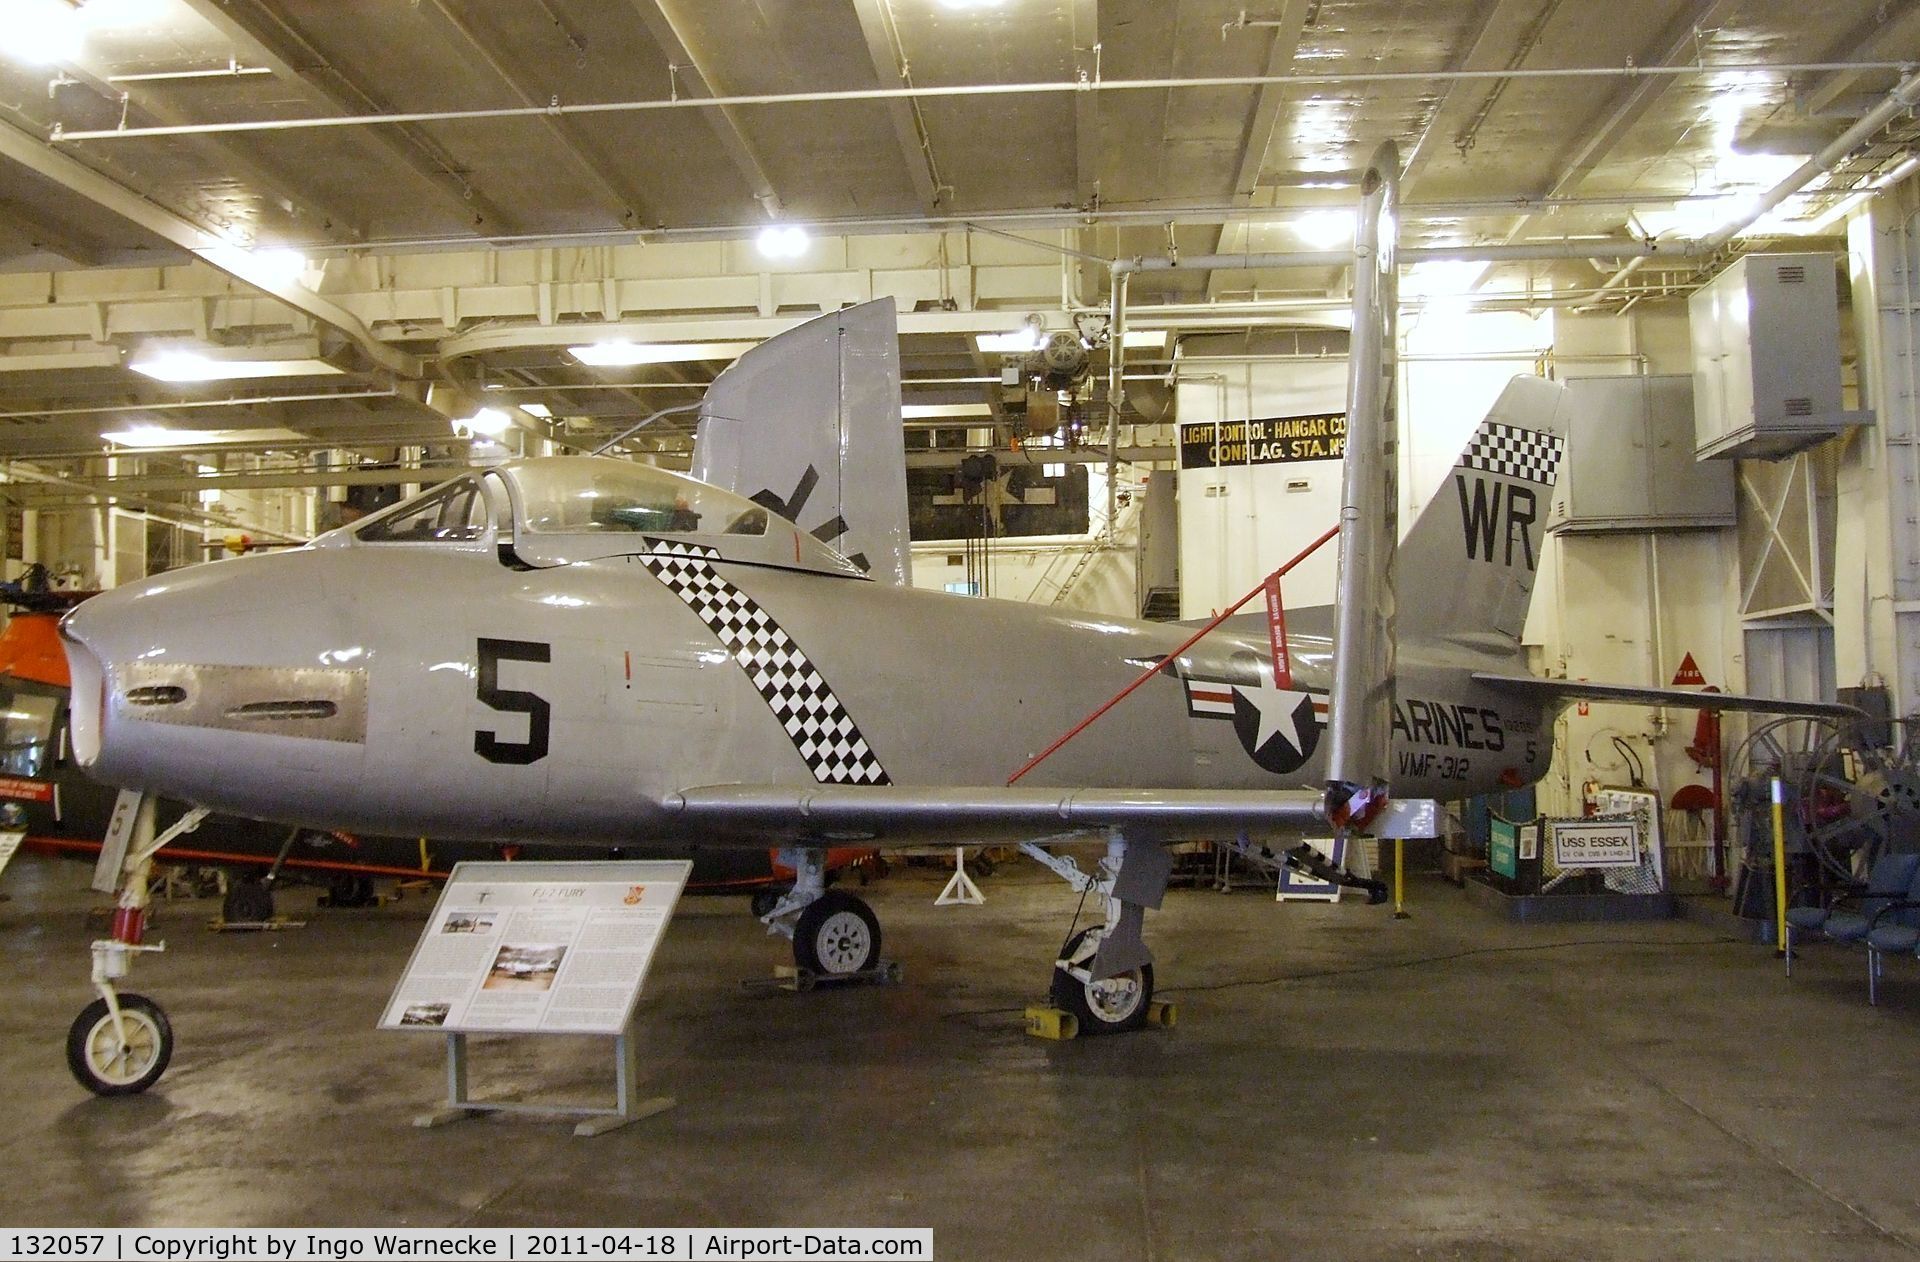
[67,993,173,1096]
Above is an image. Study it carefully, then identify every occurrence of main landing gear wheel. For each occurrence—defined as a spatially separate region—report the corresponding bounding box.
[67,994,173,1096]
[325,873,377,908]
[1050,927,1154,1035]
[222,878,275,923]
[793,890,881,976]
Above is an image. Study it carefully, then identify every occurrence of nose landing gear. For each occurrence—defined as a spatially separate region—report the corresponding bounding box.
[67,794,208,1096]
[67,993,171,1096]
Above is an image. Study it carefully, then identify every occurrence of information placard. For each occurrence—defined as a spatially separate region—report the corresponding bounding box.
[1550,817,1641,869]
[380,860,691,1036]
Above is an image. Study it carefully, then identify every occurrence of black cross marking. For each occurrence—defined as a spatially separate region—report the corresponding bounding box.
[752,465,870,573]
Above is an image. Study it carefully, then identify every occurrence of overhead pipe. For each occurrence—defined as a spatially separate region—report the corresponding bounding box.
[51,60,1916,144]
[1584,68,1920,304]
[1112,239,1696,276]
[1701,69,1920,249]
[0,389,404,421]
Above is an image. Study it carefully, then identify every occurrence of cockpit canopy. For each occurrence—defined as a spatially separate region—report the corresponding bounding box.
[338,456,865,578]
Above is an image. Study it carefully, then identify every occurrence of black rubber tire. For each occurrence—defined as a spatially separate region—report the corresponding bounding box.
[222,878,275,923]
[326,874,377,908]
[66,994,173,1096]
[1050,927,1154,1035]
[749,888,786,919]
[793,890,882,976]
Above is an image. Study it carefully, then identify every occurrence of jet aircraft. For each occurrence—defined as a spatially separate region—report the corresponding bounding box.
[52,144,1851,1093]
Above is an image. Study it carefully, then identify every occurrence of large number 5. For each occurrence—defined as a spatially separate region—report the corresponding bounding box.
[475,637,551,765]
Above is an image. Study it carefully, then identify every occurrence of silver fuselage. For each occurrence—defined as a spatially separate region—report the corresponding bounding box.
[60,532,1550,848]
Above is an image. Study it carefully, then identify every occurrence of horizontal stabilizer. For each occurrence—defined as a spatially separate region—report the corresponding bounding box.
[663,785,1325,841]
[1471,673,1863,719]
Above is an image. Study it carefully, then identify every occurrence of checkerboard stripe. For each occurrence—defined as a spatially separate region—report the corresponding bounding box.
[1459,423,1565,485]
[638,550,890,786]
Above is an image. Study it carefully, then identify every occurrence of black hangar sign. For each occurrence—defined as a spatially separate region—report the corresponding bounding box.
[1179,413,1347,469]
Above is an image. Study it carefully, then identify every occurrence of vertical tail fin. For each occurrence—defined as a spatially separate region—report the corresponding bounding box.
[1395,375,1571,657]
[691,299,911,585]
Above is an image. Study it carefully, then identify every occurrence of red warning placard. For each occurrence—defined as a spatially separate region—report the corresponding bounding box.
[1671,653,1706,686]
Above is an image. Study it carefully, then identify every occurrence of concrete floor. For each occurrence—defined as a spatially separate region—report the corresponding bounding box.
[2,850,1918,1260]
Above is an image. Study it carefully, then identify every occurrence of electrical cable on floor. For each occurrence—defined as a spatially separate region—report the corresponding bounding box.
[940,934,1745,1021]
[1156,933,1744,996]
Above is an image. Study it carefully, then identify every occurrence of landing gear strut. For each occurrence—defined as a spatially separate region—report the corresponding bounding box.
[758,847,885,978]
[1022,831,1173,1036]
[68,793,208,1096]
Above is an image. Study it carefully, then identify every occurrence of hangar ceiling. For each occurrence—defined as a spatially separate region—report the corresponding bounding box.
[0,0,1915,483]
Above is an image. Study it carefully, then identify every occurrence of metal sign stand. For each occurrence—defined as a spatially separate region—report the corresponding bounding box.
[387,859,691,1139]
[414,1024,675,1138]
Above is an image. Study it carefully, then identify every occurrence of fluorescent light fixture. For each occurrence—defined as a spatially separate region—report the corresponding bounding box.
[129,347,344,383]
[520,402,554,418]
[939,0,1007,10]
[200,244,314,291]
[568,340,755,366]
[17,0,83,65]
[1637,194,1759,241]
[1401,260,1490,300]
[902,403,994,419]
[459,408,513,438]
[247,248,310,286]
[756,224,810,259]
[1294,210,1355,249]
[977,328,1044,353]
[101,426,306,448]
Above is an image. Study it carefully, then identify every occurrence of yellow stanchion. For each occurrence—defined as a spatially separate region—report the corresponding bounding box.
[1393,838,1410,919]
[1771,777,1789,956]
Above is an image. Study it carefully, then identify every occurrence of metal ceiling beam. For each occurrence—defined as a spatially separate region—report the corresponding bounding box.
[1207,0,1310,302]
[414,0,652,227]
[0,199,104,266]
[0,390,408,421]
[0,460,307,540]
[171,0,523,234]
[630,0,785,217]
[850,0,944,210]
[1502,0,1738,245]
[1398,0,1521,191]
[54,46,368,243]
[0,120,423,381]
[266,189,1787,255]
[1071,0,1101,213]
[8,464,476,498]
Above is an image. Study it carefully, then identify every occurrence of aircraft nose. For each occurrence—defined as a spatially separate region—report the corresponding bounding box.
[56,550,356,792]
[59,575,186,774]
[57,607,108,768]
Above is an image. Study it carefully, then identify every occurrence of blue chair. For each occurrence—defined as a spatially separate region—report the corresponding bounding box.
[1867,917,1920,1004]
[1843,863,1920,1004]
[1785,852,1920,979]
